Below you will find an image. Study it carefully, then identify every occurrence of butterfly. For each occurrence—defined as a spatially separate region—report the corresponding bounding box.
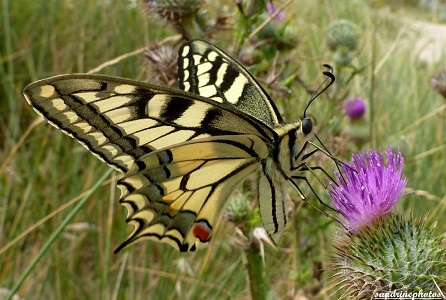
[23,39,334,252]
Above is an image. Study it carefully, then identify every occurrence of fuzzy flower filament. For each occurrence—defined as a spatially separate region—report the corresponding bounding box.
[328,148,407,231]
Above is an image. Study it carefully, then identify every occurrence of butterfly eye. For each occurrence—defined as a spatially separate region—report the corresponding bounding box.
[301,118,312,135]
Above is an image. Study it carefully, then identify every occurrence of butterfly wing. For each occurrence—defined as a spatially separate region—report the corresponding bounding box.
[178,39,283,127]
[116,134,269,252]
[23,74,276,173]
[23,39,332,251]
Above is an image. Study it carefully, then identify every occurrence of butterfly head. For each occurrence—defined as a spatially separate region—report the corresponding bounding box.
[285,114,317,166]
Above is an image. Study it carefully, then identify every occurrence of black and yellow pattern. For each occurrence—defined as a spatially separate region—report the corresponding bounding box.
[23,40,324,252]
[178,40,282,126]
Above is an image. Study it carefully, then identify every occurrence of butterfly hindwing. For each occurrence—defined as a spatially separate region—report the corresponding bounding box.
[116,135,269,252]
[178,39,283,127]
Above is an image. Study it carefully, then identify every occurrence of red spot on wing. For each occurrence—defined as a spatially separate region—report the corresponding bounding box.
[193,221,212,242]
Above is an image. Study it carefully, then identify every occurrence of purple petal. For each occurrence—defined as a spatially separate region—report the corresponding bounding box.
[328,148,407,231]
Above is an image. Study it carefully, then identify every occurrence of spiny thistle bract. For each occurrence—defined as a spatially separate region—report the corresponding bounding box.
[140,0,205,39]
[330,214,446,298]
[327,148,446,298]
[226,194,253,224]
[144,45,178,85]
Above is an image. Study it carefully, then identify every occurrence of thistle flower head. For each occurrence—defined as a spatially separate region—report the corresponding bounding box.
[328,148,407,232]
[328,149,446,297]
[343,97,366,119]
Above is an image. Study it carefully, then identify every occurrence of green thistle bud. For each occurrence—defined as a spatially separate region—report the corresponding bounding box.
[226,194,252,223]
[326,20,359,52]
[332,48,354,67]
[258,22,300,51]
[330,214,446,298]
[280,26,300,49]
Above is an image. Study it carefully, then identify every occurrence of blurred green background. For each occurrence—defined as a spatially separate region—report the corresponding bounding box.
[1,0,445,299]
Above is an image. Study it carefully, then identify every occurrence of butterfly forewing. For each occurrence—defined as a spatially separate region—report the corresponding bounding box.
[178,39,283,127]
[24,74,276,174]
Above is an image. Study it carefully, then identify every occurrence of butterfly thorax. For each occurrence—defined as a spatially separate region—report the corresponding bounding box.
[256,116,316,244]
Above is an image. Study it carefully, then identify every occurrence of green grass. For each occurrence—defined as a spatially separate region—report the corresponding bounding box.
[1,0,445,299]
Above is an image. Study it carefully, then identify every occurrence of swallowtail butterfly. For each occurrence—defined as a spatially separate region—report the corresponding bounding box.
[23,40,334,252]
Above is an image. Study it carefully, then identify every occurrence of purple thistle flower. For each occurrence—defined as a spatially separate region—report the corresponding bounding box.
[343,97,366,119]
[328,148,407,232]
[266,1,285,22]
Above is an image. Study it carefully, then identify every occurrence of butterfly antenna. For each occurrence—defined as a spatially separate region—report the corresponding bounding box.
[303,64,335,118]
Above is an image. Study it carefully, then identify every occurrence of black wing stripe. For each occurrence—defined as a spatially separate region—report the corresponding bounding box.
[28,84,147,172]
[159,96,194,122]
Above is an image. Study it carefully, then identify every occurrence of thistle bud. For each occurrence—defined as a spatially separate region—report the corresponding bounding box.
[326,20,359,52]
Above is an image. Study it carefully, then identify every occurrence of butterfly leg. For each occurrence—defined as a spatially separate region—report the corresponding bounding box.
[291,172,337,212]
[288,177,347,230]
[295,164,338,188]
